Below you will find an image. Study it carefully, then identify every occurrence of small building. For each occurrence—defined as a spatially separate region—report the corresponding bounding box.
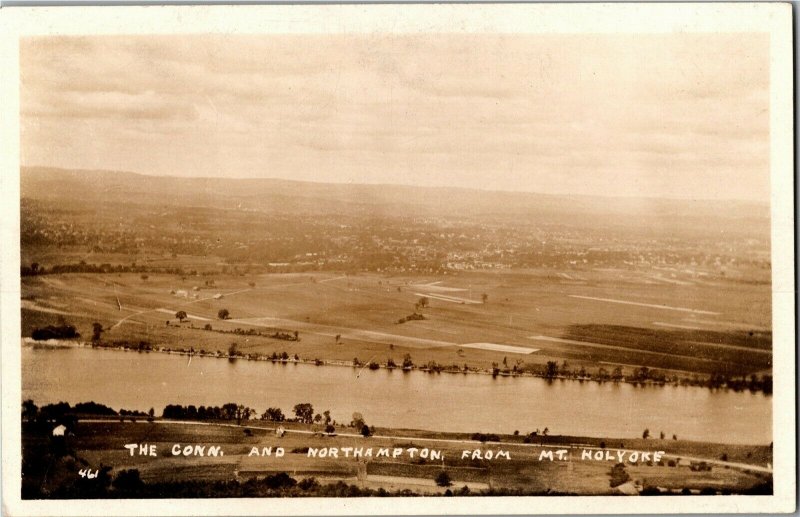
[52,424,67,437]
[213,294,223,300]
[276,426,286,437]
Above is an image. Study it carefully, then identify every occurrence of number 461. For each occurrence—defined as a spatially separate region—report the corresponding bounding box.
[79,468,99,479]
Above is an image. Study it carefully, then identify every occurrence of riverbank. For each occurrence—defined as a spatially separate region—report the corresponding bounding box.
[22,337,774,395]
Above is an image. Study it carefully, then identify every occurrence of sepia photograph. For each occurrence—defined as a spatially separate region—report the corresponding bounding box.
[0,3,795,515]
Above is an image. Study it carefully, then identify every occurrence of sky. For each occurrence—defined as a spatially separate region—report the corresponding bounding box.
[20,34,770,201]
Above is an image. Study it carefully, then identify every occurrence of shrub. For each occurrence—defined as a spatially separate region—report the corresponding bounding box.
[609,462,630,488]
[471,432,500,443]
[263,472,297,489]
[112,469,144,491]
[31,325,80,341]
[298,477,319,491]
[435,470,452,487]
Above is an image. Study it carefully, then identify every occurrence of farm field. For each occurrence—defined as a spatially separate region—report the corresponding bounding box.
[21,263,771,378]
[21,419,772,498]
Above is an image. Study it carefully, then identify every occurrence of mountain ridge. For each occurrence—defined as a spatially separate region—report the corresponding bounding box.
[20,166,770,229]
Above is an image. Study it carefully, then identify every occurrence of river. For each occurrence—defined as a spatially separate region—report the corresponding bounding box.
[21,346,772,445]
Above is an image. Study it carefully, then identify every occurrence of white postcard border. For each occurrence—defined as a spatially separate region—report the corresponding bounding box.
[0,3,794,515]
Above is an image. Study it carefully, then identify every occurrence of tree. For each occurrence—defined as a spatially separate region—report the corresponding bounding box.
[314,413,323,423]
[360,425,372,437]
[642,428,650,439]
[31,262,40,274]
[222,403,238,420]
[417,296,430,309]
[323,410,331,424]
[402,353,414,369]
[92,322,104,342]
[262,407,285,422]
[228,342,238,357]
[435,470,452,487]
[22,399,38,422]
[248,281,256,288]
[218,308,230,320]
[351,412,365,430]
[325,424,336,434]
[293,403,314,424]
[481,293,488,304]
[140,274,149,281]
[544,361,559,379]
[175,311,188,323]
[221,403,253,425]
[235,405,254,425]
[204,323,212,331]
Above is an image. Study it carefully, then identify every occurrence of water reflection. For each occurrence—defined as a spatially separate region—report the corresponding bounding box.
[22,346,771,444]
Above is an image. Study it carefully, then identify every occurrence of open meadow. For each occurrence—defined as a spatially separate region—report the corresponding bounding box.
[22,262,771,379]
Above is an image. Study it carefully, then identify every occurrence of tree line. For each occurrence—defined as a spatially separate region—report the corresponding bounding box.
[21,261,189,277]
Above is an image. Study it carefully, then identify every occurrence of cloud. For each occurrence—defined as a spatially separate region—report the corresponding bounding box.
[20,33,770,201]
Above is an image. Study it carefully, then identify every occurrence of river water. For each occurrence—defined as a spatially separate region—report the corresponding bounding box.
[21,346,772,445]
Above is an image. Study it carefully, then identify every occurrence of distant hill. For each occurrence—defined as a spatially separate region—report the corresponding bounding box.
[20,166,769,235]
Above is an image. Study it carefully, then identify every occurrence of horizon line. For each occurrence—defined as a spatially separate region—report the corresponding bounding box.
[20,164,771,205]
